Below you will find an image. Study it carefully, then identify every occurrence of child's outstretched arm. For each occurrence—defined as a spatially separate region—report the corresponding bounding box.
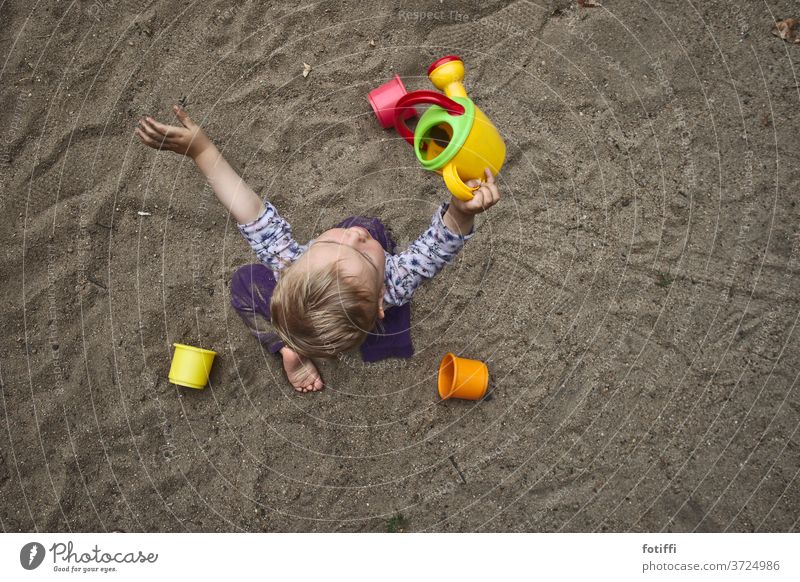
[384,168,500,307]
[136,105,264,225]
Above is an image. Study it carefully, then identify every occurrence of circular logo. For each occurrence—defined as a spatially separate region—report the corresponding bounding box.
[20,542,46,570]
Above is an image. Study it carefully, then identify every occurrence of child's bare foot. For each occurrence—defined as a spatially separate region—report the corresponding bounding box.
[279,347,323,393]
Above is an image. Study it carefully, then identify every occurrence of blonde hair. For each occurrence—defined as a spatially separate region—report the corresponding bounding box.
[270,260,380,358]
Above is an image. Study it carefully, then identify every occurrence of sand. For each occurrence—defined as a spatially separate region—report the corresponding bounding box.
[1,0,798,532]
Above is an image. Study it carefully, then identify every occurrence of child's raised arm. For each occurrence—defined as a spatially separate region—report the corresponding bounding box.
[383,168,501,307]
[136,105,264,225]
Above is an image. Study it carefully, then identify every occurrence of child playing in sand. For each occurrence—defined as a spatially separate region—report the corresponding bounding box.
[137,105,500,393]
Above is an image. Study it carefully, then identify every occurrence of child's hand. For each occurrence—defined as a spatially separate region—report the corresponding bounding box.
[449,168,501,215]
[136,105,211,159]
[442,168,500,236]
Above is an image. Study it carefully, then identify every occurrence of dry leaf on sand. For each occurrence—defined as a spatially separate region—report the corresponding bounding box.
[302,62,312,77]
[772,18,800,44]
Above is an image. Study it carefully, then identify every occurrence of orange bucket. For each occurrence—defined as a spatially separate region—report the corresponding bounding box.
[438,353,489,400]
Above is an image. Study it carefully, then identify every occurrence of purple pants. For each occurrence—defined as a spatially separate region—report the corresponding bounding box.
[230,217,413,362]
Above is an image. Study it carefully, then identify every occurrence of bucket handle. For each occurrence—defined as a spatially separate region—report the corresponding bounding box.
[393,90,465,146]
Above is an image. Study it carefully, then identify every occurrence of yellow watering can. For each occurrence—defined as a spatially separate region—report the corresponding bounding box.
[370,56,506,201]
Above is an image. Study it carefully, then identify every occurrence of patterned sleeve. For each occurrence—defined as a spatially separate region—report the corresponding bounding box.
[236,202,308,271]
[383,202,475,307]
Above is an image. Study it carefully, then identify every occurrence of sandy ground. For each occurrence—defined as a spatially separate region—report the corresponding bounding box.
[1,0,799,532]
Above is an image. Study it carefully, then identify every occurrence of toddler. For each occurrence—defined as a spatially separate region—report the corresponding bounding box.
[137,105,500,392]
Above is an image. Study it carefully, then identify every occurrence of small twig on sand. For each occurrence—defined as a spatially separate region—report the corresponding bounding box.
[87,276,107,290]
[449,455,467,484]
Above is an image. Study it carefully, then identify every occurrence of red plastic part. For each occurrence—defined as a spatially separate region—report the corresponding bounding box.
[367,75,415,129]
[427,55,462,76]
[393,90,465,146]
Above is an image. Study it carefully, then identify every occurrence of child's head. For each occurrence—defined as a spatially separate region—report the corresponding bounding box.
[270,226,386,358]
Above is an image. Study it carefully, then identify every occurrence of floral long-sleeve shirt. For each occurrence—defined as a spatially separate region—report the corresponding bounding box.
[236,201,474,307]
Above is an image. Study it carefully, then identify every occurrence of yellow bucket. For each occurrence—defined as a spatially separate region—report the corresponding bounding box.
[168,343,217,389]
